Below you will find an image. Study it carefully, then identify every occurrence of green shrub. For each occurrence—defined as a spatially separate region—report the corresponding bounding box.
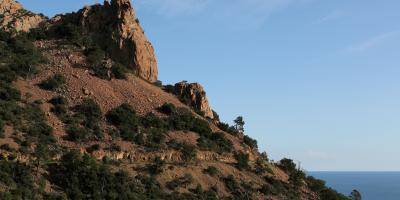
[153,80,163,87]
[277,158,306,188]
[0,93,54,144]
[49,96,68,117]
[203,166,219,177]
[85,45,107,74]
[320,188,351,200]
[181,144,197,161]
[27,121,55,144]
[0,85,21,101]
[243,135,258,149]
[189,185,219,200]
[241,181,256,198]
[10,39,41,67]
[305,176,351,200]
[170,142,198,161]
[289,169,306,187]
[49,151,149,199]
[222,175,240,193]
[52,23,88,47]
[141,113,168,130]
[147,157,165,175]
[0,67,17,84]
[0,160,38,199]
[170,140,202,158]
[306,176,326,193]
[168,108,210,133]
[212,110,220,121]
[145,128,166,150]
[166,174,193,190]
[118,124,139,142]
[158,103,176,115]
[217,122,238,135]
[163,84,176,94]
[39,74,66,91]
[27,27,48,40]
[65,99,103,141]
[259,184,271,195]
[22,102,55,144]
[198,132,233,154]
[93,65,109,79]
[106,103,139,142]
[233,116,245,134]
[74,99,102,127]
[0,30,43,87]
[0,119,4,138]
[107,104,167,148]
[33,143,52,171]
[255,158,274,175]
[108,103,231,153]
[107,103,138,127]
[235,152,250,170]
[108,143,122,152]
[195,109,205,117]
[2,33,44,78]
[86,144,101,153]
[111,62,128,79]
[264,176,287,195]
[51,97,103,141]
[66,124,89,141]
[278,158,297,173]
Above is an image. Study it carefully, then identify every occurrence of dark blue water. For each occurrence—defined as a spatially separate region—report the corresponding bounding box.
[309,172,400,200]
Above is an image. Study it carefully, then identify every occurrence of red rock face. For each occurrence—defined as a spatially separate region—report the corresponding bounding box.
[0,0,46,32]
[175,81,215,119]
[73,0,158,83]
[0,0,158,83]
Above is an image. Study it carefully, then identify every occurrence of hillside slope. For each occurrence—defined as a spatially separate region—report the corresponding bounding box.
[0,0,351,199]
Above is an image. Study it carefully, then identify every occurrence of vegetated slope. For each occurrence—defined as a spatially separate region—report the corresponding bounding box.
[0,0,352,199]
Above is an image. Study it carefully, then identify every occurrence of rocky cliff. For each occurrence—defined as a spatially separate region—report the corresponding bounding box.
[0,0,46,32]
[0,0,158,83]
[175,81,215,119]
[69,0,158,82]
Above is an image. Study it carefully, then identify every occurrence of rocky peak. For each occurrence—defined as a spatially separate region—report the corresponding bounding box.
[1,0,157,82]
[0,0,22,14]
[0,0,46,32]
[71,0,158,82]
[174,81,214,119]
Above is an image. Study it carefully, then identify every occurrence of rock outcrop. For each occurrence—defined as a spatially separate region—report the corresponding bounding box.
[0,0,46,32]
[174,81,214,119]
[62,0,158,82]
[1,0,158,82]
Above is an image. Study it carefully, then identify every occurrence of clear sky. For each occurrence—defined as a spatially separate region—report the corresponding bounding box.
[19,0,400,171]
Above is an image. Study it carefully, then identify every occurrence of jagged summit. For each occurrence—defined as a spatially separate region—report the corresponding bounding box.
[0,0,46,32]
[70,0,158,82]
[0,0,158,83]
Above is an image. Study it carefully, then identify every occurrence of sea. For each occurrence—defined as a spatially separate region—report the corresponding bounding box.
[308,172,400,200]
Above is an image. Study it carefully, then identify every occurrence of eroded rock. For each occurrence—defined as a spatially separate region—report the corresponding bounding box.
[0,0,46,32]
[61,0,158,82]
[174,81,214,119]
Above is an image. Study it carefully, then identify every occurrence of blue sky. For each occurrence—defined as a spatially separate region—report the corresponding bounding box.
[19,0,400,171]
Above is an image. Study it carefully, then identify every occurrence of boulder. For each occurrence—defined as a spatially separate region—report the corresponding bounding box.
[174,81,214,119]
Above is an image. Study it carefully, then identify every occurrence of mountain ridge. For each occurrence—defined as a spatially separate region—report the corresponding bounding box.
[0,0,353,199]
